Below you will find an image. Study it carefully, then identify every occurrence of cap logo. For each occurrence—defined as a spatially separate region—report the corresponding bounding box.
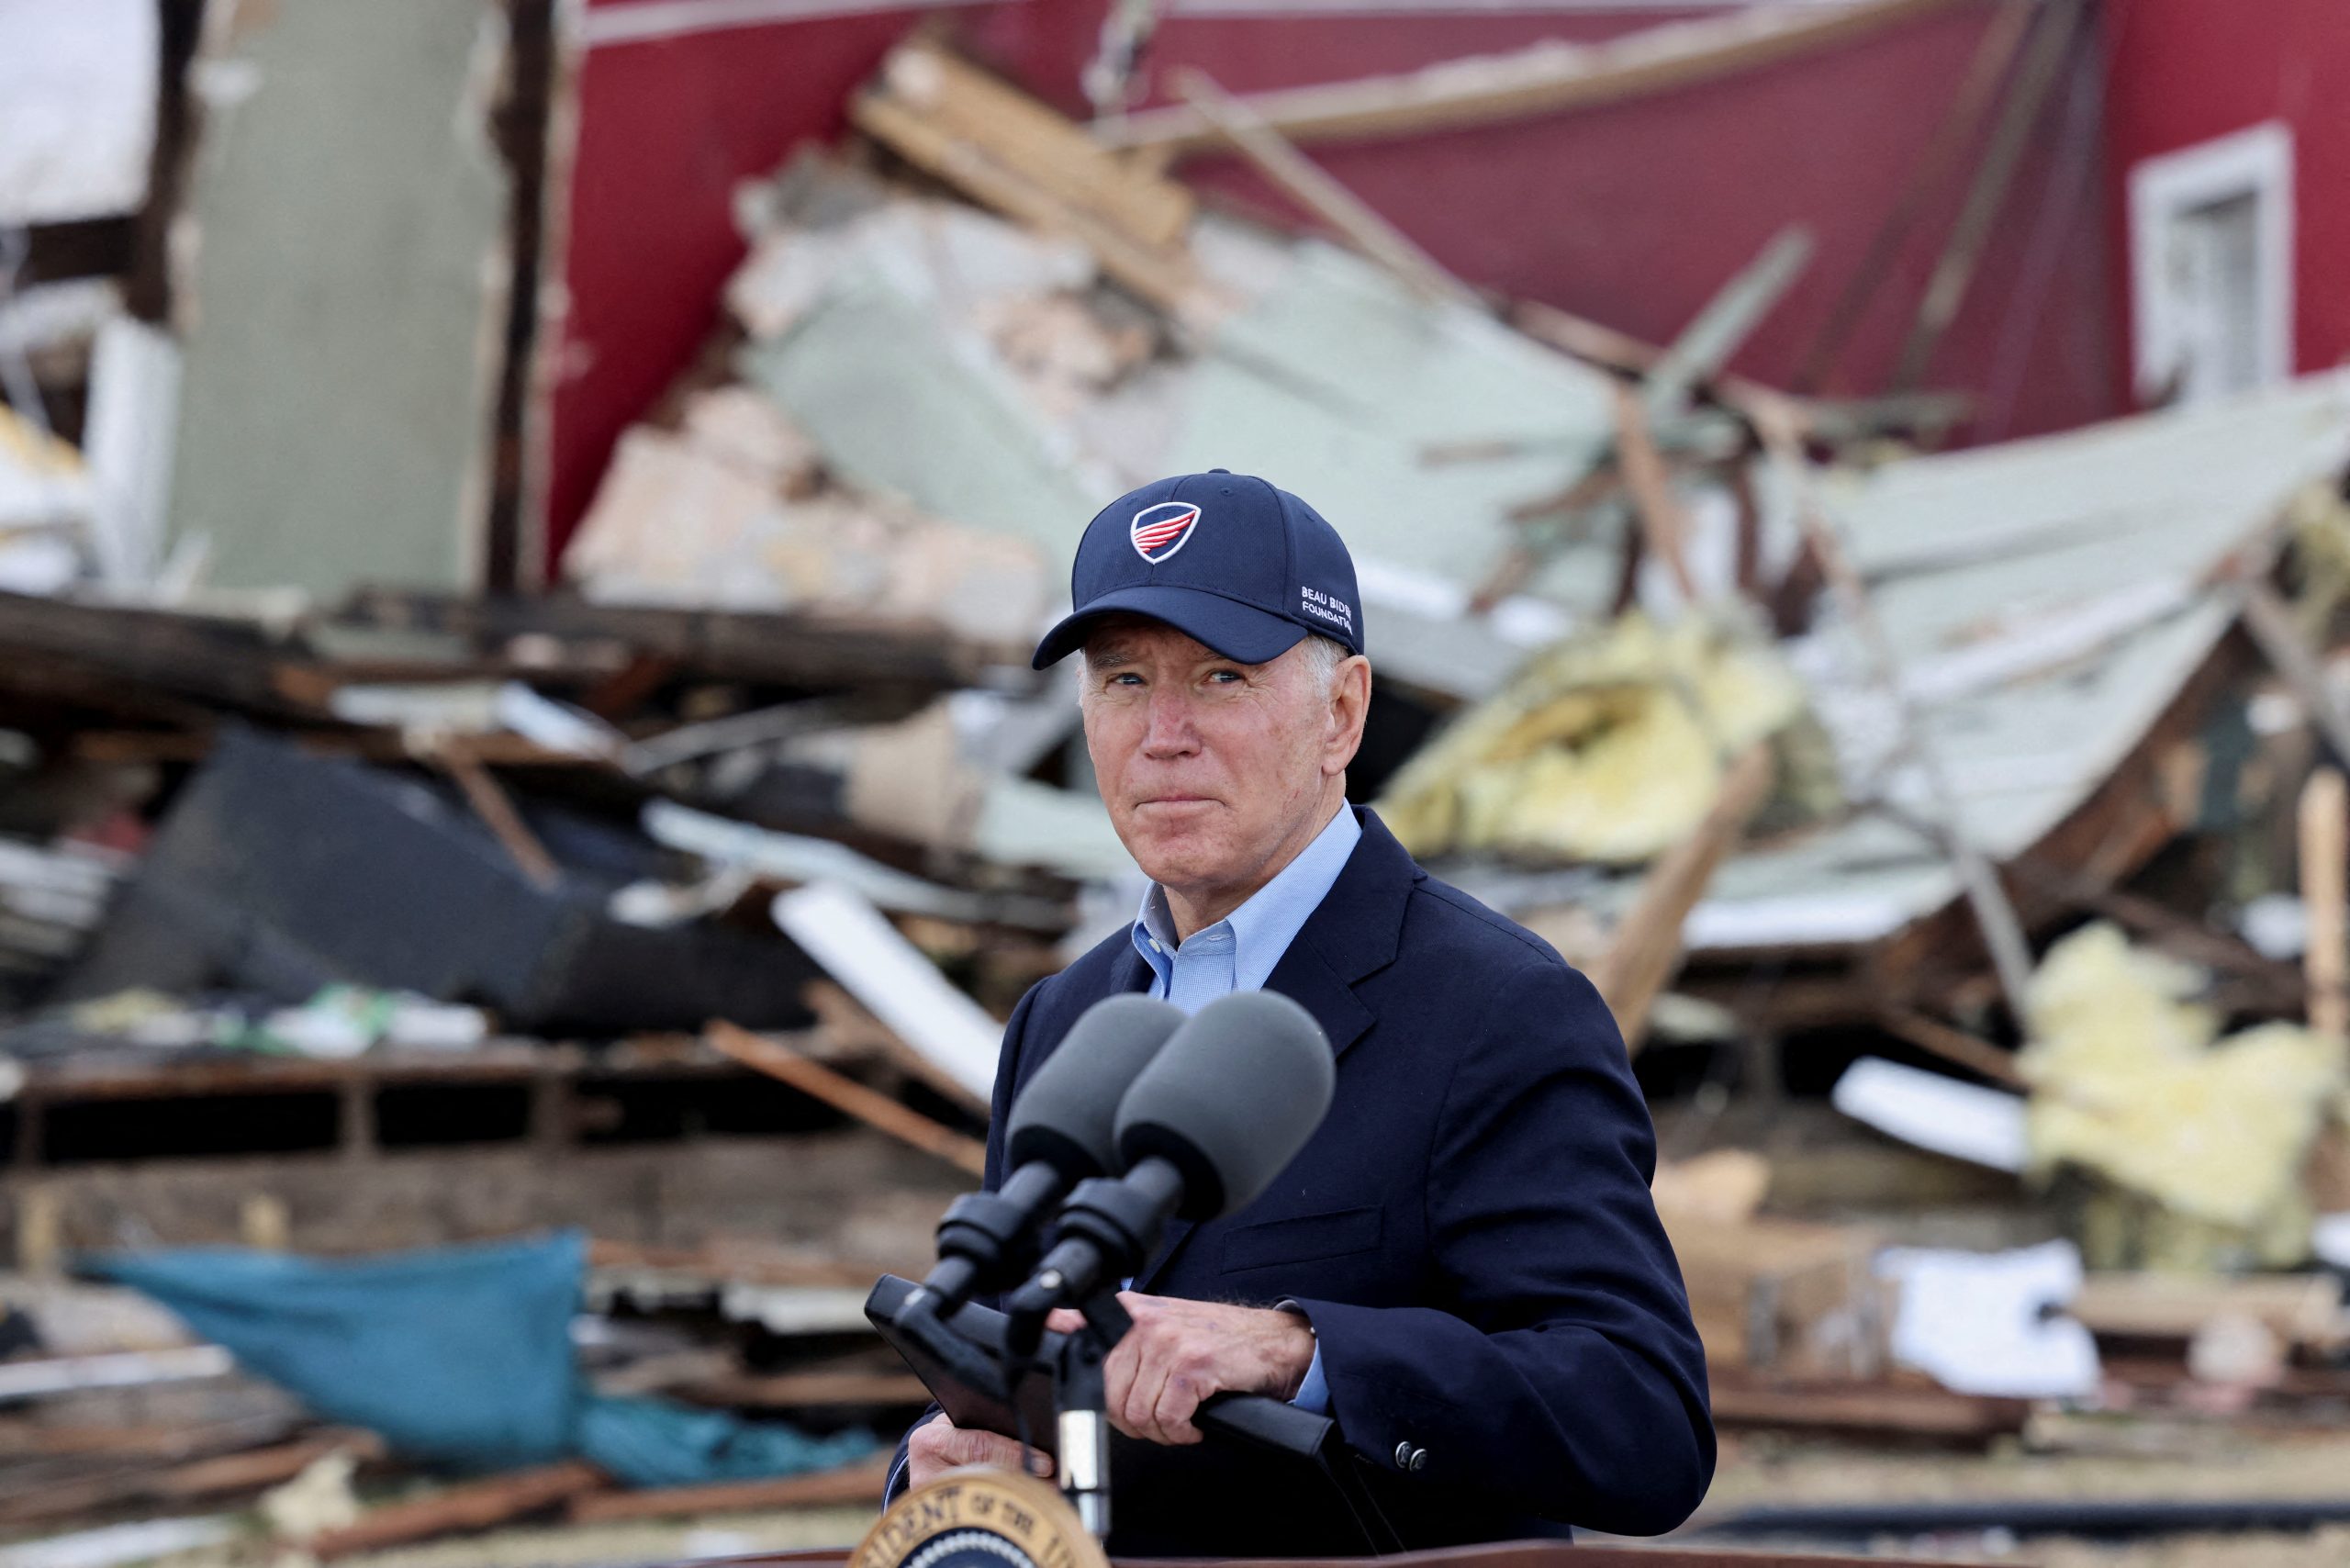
[1129,501,1201,564]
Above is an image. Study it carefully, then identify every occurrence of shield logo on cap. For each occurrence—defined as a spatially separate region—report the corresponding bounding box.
[1129,501,1201,564]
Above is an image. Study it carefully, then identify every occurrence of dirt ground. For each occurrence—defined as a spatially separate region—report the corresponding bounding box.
[1684,1428,2350,1567]
[94,1428,2350,1568]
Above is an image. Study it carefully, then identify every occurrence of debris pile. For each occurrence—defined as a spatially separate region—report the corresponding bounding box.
[9,11,2350,1561]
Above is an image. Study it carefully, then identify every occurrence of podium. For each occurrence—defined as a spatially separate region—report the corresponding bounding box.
[684,1537,1968,1568]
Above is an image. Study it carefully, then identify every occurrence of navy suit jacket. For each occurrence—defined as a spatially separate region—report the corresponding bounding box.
[893,808,1713,1555]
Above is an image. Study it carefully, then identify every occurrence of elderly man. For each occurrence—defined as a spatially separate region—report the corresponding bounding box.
[891,473,1712,1553]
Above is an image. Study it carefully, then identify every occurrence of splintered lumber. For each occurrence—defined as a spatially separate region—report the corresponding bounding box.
[877,41,1192,248]
[1795,0,2037,391]
[1874,1006,2027,1090]
[565,1453,893,1524]
[1608,385,1698,601]
[2070,1273,2347,1351]
[707,1020,988,1176]
[436,743,561,890]
[1097,0,1966,156]
[1707,1376,2031,1443]
[1590,745,1773,1048]
[310,1461,608,1561]
[1172,68,1478,311]
[2301,768,2348,1039]
[1667,1214,1886,1379]
[1890,0,2086,391]
[677,1371,931,1409]
[853,43,1216,324]
[0,1429,386,1529]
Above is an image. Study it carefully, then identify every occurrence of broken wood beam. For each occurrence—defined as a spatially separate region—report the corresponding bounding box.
[1173,68,1480,310]
[706,1020,988,1176]
[807,980,990,1117]
[1889,0,2086,392]
[311,1460,609,1560]
[1591,744,1774,1048]
[1707,1377,2031,1443]
[565,1453,894,1523]
[1793,0,2037,392]
[0,1428,386,1529]
[1095,0,1969,157]
[2301,767,2348,1039]
[1874,1005,2027,1090]
[1609,384,1699,602]
[677,1370,932,1409]
[436,742,562,890]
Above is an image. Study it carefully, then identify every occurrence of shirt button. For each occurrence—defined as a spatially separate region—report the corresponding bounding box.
[1148,939,1162,952]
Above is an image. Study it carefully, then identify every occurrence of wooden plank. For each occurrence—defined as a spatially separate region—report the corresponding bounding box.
[2301,767,2348,1038]
[336,588,1020,692]
[586,1238,876,1290]
[1096,0,1968,157]
[1793,0,2037,392]
[311,1460,608,1560]
[1172,68,1478,310]
[1590,745,1773,1048]
[1889,0,2086,391]
[677,1371,932,1409]
[850,92,1217,328]
[1608,385,1698,602]
[565,1453,891,1524]
[1708,1378,2030,1442]
[707,1021,987,1177]
[2071,1272,2346,1350]
[1874,1006,2026,1090]
[876,42,1192,250]
[0,1429,384,1529]
[436,742,562,890]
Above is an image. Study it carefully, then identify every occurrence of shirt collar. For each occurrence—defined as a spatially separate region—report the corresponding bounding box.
[1131,804,1362,989]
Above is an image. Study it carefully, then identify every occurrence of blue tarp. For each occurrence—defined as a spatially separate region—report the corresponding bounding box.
[87,1231,874,1487]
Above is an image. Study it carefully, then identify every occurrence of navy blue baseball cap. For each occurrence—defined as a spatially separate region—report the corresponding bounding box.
[1031,471,1365,669]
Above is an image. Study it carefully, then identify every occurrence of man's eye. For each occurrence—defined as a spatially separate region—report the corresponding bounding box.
[1111,672,1144,686]
[1206,669,1242,684]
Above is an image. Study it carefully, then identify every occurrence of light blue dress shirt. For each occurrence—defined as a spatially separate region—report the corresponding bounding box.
[1128,802,1359,1414]
[895,806,1360,1497]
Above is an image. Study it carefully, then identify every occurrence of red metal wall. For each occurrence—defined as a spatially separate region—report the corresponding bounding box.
[2101,0,2350,392]
[552,0,2122,566]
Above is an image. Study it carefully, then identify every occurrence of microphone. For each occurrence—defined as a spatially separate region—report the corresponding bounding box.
[1006,990,1334,1540]
[906,994,1185,1319]
[1005,989,1337,1332]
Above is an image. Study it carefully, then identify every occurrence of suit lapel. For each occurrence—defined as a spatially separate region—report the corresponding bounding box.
[1137,810,1421,1291]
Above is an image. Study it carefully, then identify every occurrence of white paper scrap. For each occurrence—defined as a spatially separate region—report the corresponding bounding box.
[1877,1240,2099,1400]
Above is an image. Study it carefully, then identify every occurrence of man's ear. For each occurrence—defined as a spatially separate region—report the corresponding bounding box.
[1324,655,1371,774]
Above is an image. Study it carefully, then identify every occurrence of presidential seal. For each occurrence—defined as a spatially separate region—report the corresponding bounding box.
[849,1468,1108,1568]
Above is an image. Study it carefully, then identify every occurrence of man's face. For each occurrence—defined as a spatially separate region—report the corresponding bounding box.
[1079,618,1359,899]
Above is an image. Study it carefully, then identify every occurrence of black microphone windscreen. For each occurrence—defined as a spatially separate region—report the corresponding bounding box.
[1004,994,1185,1179]
[1114,990,1335,1221]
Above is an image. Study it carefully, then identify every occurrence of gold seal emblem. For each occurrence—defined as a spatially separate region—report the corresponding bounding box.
[850,1467,1110,1568]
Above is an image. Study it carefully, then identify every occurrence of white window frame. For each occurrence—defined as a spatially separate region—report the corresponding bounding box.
[2127,120,2296,402]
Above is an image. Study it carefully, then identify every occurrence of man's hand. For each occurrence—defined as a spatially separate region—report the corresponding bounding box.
[905,1413,1055,1490]
[1050,1294,1316,1447]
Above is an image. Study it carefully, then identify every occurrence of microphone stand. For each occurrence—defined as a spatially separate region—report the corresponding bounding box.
[1052,1289,1132,1540]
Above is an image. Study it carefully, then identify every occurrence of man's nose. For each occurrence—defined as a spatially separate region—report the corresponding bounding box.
[1141,688,1201,756]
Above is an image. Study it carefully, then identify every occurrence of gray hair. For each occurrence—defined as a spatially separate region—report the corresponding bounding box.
[1298,633,1352,695]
